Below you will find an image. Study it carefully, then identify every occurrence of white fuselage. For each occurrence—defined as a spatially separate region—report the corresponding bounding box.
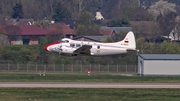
[45,31,137,56]
[71,41,128,55]
[46,40,129,56]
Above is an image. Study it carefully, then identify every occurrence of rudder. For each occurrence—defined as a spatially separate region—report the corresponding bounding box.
[119,31,136,49]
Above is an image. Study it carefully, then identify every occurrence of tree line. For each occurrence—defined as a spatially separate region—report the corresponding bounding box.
[0,0,180,64]
[0,36,180,65]
[2,0,179,41]
[0,0,157,21]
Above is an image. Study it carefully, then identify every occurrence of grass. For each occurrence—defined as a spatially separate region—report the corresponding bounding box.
[0,72,180,83]
[1,72,180,101]
[0,88,180,101]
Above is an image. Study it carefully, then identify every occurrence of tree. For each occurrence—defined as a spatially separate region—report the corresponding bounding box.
[157,11,177,40]
[76,12,100,36]
[48,23,64,43]
[63,0,94,19]
[131,21,161,42]
[148,0,176,19]
[34,20,50,29]
[52,2,71,21]
[37,37,49,64]
[11,1,23,19]
[167,0,180,5]
[2,25,22,44]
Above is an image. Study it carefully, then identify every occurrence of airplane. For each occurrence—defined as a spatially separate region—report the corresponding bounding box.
[45,31,138,56]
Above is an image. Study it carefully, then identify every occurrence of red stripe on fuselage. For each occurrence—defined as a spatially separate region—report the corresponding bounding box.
[45,42,60,51]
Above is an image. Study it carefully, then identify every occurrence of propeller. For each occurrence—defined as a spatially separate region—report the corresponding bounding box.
[57,45,62,57]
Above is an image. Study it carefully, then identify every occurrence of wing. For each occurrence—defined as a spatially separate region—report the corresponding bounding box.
[74,45,92,55]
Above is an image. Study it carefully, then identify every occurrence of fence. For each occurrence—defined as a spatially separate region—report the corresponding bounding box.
[0,63,137,73]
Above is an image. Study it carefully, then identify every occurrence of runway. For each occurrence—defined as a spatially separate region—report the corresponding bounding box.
[0,82,180,88]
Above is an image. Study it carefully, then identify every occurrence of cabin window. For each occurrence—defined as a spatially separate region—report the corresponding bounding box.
[76,44,81,47]
[70,44,75,47]
[61,40,69,43]
[97,46,100,49]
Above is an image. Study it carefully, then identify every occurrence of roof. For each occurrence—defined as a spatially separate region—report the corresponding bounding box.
[73,35,111,42]
[100,30,115,35]
[0,25,4,29]
[5,19,17,25]
[4,18,34,25]
[139,54,180,60]
[17,19,34,25]
[93,20,107,26]
[59,20,77,29]
[17,25,49,35]
[100,27,132,34]
[0,25,50,35]
[49,23,75,34]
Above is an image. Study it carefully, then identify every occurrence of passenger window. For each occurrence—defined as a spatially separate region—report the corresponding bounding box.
[76,44,81,47]
[70,44,75,47]
[97,46,100,49]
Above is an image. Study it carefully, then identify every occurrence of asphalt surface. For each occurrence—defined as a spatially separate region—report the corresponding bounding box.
[0,82,180,88]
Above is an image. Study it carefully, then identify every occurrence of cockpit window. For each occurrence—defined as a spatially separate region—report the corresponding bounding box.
[65,40,69,43]
[61,40,69,43]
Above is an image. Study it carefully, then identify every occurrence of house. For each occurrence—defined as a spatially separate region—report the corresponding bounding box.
[5,18,34,25]
[60,20,77,29]
[138,54,180,76]
[100,29,116,36]
[17,19,34,25]
[0,22,76,45]
[95,12,104,20]
[73,35,112,42]
[100,26,132,34]
[166,24,180,41]
[11,25,49,45]
[93,20,108,26]
[48,23,75,39]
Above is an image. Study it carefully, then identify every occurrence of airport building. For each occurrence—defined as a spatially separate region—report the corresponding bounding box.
[138,54,180,76]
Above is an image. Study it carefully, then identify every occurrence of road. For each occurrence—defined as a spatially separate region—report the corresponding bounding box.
[0,82,180,88]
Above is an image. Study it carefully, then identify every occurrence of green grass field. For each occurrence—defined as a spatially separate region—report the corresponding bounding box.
[0,72,180,83]
[1,72,180,101]
[0,88,180,101]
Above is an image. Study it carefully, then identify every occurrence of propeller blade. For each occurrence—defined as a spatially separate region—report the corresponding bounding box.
[58,45,62,57]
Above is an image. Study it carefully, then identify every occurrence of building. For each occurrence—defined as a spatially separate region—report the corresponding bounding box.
[100,30,116,36]
[138,54,180,76]
[0,23,76,45]
[73,29,116,42]
[73,35,112,42]
[48,23,75,39]
[5,18,34,25]
[0,25,50,45]
[100,26,132,34]
[95,12,104,20]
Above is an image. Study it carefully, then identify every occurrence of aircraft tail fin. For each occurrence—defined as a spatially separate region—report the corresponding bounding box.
[119,31,136,49]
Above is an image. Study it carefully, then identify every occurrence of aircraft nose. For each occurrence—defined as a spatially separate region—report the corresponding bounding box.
[45,45,50,51]
[45,42,61,51]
